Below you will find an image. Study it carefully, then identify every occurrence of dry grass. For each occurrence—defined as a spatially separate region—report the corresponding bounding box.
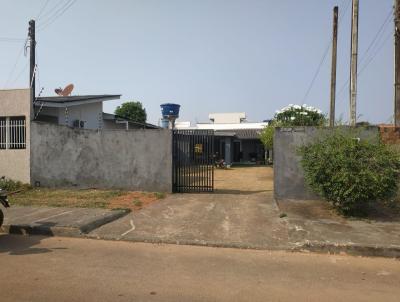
[9,188,166,211]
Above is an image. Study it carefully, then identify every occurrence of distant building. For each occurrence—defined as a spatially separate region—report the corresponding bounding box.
[175,112,269,165]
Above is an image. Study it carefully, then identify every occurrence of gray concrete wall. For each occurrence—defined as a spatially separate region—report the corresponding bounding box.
[30,122,173,192]
[273,127,379,200]
[0,89,31,183]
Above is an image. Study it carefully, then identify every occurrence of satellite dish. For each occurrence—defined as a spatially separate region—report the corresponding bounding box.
[55,84,74,96]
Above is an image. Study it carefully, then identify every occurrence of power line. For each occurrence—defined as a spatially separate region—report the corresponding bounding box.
[358,30,393,79]
[359,8,394,65]
[301,42,331,104]
[336,9,394,102]
[9,62,29,88]
[300,0,351,105]
[0,37,26,43]
[3,39,28,88]
[37,0,77,32]
[36,0,51,20]
[336,29,393,110]
[37,0,69,21]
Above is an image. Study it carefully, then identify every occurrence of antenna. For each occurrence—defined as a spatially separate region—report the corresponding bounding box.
[55,83,74,96]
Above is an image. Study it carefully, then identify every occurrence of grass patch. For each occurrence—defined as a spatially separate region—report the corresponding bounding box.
[154,192,166,199]
[133,199,143,207]
[0,177,31,192]
[9,188,168,211]
[9,188,125,208]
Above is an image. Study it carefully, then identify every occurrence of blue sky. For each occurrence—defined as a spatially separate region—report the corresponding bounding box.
[0,0,394,124]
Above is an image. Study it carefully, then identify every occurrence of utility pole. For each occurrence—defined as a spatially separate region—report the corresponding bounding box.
[28,19,36,105]
[330,6,339,127]
[349,0,359,126]
[394,0,400,126]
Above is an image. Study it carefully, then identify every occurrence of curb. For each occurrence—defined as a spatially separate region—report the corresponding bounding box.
[1,209,129,237]
[291,241,400,259]
[86,234,400,259]
[86,233,290,251]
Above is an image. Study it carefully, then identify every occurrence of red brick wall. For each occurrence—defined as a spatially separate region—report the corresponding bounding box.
[379,125,400,145]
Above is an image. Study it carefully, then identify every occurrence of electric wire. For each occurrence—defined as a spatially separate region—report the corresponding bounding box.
[36,0,51,20]
[37,0,77,32]
[300,0,351,104]
[37,0,69,21]
[0,37,26,43]
[3,39,28,88]
[336,9,394,105]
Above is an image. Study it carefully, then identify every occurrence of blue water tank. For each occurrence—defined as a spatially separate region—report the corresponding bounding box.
[160,103,180,118]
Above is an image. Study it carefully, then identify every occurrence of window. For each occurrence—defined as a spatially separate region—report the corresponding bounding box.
[0,117,6,150]
[0,116,26,150]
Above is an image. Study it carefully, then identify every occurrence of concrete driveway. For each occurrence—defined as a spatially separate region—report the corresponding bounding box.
[89,166,289,249]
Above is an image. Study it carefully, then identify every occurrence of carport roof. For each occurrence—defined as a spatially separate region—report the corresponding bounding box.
[35,95,121,107]
[214,129,261,139]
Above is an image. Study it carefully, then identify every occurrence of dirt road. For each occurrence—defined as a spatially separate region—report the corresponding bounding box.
[1,234,399,302]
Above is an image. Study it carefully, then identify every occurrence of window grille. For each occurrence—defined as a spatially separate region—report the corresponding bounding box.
[0,116,26,150]
[0,117,6,150]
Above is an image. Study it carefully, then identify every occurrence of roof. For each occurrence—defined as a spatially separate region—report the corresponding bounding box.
[191,122,268,130]
[102,113,160,129]
[215,129,262,139]
[35,95,121,107]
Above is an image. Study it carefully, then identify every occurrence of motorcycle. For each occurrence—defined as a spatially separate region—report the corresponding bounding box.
[0,189,10,227]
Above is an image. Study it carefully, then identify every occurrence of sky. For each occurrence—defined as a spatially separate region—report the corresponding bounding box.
[0,0,395,125]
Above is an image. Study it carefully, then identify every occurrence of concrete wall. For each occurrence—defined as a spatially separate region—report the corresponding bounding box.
[274,127,379,201]
[0,89,31,183]
[30,122,173,192]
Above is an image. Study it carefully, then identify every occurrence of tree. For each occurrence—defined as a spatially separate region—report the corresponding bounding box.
[115,101,147,123]
[260,124,275,150]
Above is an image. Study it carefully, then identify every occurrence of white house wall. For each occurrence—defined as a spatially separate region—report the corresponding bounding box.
[0,89,31,184]
[58,102,103,129]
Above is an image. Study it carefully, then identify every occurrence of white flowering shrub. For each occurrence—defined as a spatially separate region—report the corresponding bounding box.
[274,104,325,127]
[260,104,325,153]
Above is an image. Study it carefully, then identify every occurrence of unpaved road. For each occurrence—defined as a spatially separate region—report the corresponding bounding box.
[1,234,399,302]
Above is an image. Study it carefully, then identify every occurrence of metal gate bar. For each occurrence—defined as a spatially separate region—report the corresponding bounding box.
[172,129,214,193]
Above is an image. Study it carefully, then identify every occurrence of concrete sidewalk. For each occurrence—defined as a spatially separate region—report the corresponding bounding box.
[1,206,129,237]
[278,199,400,258]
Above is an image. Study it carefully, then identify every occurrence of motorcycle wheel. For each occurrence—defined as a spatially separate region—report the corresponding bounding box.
[0,209,3,227]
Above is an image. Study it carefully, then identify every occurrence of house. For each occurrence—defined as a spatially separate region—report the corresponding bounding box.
[34,94,159,130]
[0,88,170,191]
[175,112,269,165]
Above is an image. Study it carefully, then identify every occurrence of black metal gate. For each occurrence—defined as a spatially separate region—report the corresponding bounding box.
[172,130,214,193]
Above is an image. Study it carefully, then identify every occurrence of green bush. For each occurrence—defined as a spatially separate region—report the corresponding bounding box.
[299,130,400,216]
[260,125,275,150]
[0,177,31,192]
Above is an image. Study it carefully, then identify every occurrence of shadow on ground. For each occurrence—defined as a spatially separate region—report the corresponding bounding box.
[0,234,55,255]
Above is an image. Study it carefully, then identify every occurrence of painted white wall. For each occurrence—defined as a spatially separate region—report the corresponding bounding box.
[209,112,246,124]
[58,102,103,129]
[175,122,268,130]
